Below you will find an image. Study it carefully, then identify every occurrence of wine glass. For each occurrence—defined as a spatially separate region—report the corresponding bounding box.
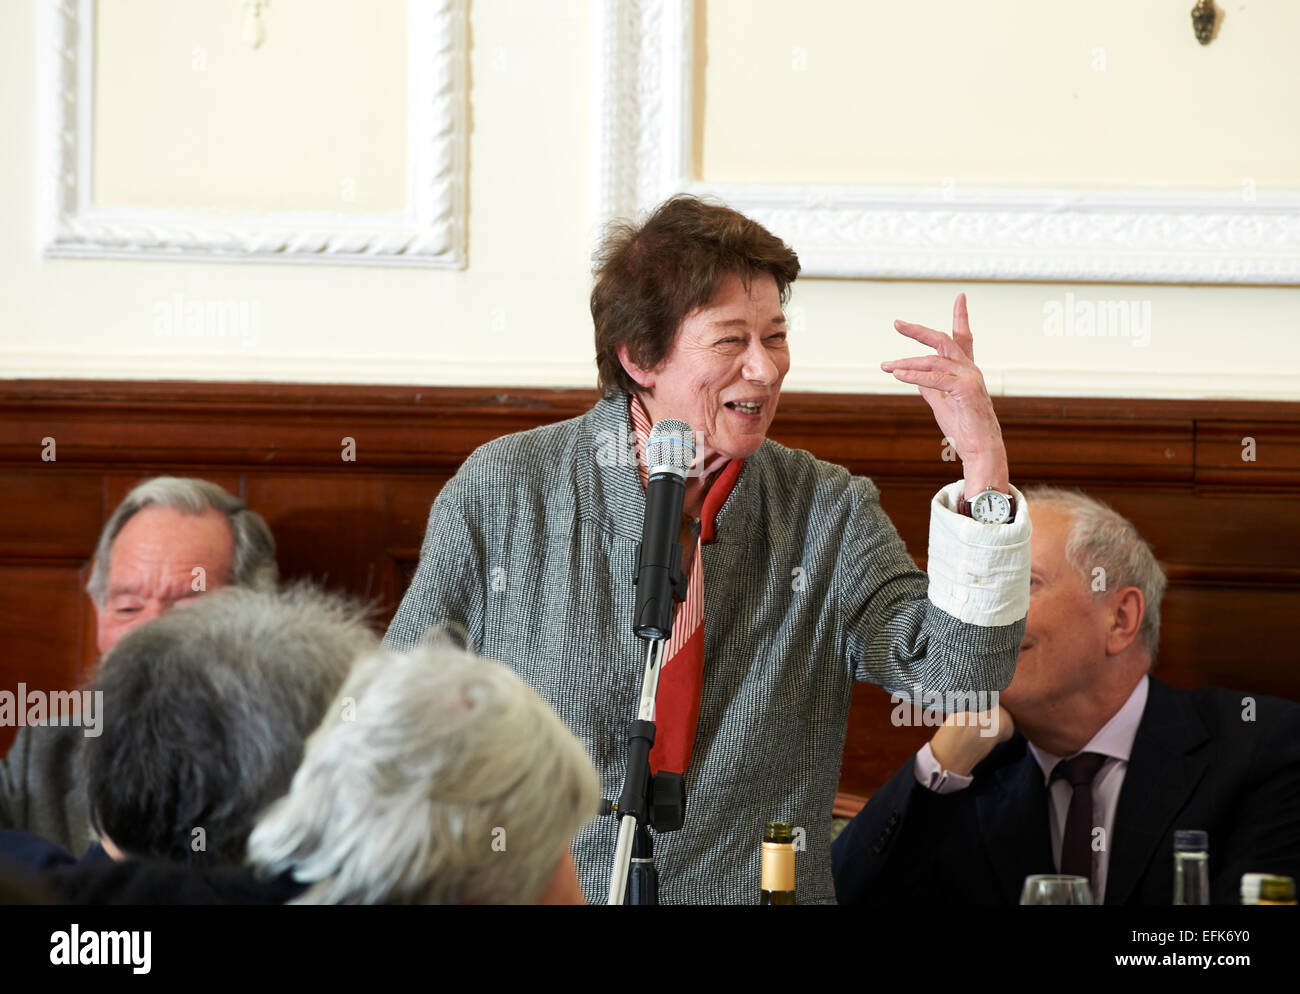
[1020,874,1094,905]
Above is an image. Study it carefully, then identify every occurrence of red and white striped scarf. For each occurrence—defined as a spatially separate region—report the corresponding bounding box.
[630,395,744,775]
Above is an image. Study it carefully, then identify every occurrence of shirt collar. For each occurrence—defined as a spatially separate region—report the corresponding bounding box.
[1027,675,1149,783]
[626,393,747,545]
[578,391,758,546]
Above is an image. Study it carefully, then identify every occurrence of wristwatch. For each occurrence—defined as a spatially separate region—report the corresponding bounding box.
[958,486,1016,524]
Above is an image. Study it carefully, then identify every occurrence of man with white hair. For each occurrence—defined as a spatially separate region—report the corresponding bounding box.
[246,639,601,904]
[832,486,1300,905]
[0,477,278,856]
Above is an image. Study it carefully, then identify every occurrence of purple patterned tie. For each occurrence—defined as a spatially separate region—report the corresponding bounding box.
[1051,752,1108,888]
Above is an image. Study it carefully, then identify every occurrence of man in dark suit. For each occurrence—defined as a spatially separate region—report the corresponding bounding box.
[832,487,1300,905]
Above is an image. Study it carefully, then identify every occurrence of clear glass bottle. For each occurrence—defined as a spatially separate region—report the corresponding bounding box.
[1172,829,1210,905]
[760,821,795,905]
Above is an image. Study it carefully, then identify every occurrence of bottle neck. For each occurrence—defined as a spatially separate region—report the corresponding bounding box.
[760,840,795,894]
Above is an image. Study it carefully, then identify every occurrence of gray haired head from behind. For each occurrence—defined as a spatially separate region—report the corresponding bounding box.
[246,640,602,905]
[86,476,278,607]
[85,582,379,864]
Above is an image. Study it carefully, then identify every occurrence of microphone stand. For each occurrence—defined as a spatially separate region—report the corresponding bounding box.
[606,637,671,906]
[605,543,688,906]
[606,631,688,905]
[606,421,693,906]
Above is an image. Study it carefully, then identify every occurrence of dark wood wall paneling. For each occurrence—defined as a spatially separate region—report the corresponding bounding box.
[2,380,1298,797]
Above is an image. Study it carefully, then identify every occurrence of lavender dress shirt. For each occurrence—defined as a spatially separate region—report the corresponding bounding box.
[914,675,1150,903]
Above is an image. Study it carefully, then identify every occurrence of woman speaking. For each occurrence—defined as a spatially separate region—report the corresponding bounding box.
[385,195,1030,904]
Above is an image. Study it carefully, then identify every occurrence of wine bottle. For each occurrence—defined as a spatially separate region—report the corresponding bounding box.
[1240,874,1296,905]
[760,821,795,905]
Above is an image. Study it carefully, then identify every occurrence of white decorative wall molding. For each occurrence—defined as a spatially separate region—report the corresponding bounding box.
[595,0,1300,285]
[37,0,468,268]
[240,0,270,51]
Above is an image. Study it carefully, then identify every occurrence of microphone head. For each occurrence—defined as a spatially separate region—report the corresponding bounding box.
[646,419,696,480]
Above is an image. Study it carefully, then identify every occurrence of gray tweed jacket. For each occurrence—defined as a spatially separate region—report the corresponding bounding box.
[384,393,1029,904]
[0,723,93,855]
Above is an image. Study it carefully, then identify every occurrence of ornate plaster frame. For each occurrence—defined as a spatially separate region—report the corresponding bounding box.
[594,0,1300,284]
[37,0,468,268]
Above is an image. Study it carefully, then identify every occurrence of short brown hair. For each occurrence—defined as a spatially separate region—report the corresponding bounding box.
[591,195,801,398]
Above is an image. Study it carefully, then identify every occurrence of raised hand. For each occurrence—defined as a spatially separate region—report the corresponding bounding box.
[881,293,1009,497]
[930,705,1016,776]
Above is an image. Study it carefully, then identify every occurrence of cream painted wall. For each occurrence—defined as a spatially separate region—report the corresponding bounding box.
[4,0,599,386]
[700,0,1300,188]
[1,0,1297,399]
[94,0,410,212]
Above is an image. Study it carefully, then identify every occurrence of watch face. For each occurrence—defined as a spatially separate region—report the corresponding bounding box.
[972,490,1011,523]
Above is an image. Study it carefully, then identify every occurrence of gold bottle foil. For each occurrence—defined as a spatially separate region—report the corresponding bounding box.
[761,841,795,892]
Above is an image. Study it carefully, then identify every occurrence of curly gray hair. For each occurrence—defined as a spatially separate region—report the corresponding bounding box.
[247,641,602,904]
[86,477,277,607]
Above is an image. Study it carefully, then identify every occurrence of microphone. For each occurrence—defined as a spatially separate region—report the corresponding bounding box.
[632,419,696,641]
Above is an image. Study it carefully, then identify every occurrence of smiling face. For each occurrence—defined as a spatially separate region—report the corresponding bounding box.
[1000,505,1115,721]
[624,271,789,466]
[94,506,235,655]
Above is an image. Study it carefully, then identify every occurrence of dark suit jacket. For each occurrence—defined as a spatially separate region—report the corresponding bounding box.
[0,724,91,856]
[48,860,306,906]
[831,678,1300,905]
[0,830,108,872]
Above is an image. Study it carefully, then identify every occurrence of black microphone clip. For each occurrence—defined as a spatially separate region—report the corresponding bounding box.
[632,541,687,641]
